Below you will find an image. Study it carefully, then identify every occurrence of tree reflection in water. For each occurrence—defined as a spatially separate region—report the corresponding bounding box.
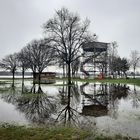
[0,83,21,104]
[56,82,81,126]
[22,82,47,94]
[16,93,56,124]
[130,84,140,108]
[1,83,57,125]
[1,81,140,127]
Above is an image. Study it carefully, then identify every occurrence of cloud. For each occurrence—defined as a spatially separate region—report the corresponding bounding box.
[0,0,140,59]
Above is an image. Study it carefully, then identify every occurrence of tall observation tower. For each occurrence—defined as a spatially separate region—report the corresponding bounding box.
[81,41,109,78]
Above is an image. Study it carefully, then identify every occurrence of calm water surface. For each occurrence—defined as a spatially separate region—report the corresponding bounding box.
[0,80,140,138]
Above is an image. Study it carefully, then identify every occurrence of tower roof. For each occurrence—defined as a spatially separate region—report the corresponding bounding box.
[82,41,108,52]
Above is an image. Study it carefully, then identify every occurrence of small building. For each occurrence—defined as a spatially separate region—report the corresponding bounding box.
[34,72,56,84]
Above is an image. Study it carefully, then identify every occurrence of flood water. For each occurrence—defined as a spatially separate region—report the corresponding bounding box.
[0,79,140,138]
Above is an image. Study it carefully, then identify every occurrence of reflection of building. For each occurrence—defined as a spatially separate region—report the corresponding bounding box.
[80,83,109,117]
[81,104,108,117]
[35,72,56,84]
[80,83,130,118]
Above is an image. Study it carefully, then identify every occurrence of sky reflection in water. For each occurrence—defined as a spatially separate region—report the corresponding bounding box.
[0,80,140,138]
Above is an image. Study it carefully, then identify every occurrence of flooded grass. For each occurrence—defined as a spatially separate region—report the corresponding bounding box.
[0,77,140,86]
[70,77,140,86]
[0,78,140,139]
[0,88,10,93]
[0,124,91,140]
[99,78,140,86]
[0,123,139,140]
[0,81,12,85]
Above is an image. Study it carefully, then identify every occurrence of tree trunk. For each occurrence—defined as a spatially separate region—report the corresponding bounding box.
[67,83,71,125]
[72,69,75,78]
[38,72,41,85]
[21,82,24,94]
[68,63,71,85]
[30,83,36,93]
[12,70,15,87]
[22,67,25,83]
[112,72,115,79]
[38,84,43,93]
[124,72,127,79]
[33,71,36,84]
[66,64,68,77]
[63,63,65,77]
[134,68,136,79]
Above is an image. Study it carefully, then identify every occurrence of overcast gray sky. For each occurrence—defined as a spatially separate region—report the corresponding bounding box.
[0,0,140,59]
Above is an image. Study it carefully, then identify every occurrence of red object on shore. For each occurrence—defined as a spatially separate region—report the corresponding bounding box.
[98,73,104,80]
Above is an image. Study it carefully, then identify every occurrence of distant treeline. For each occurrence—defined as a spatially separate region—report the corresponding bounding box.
[0,71,32,76]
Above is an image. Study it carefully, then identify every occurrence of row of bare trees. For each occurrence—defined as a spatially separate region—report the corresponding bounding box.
[129,50,140,78]
[0,8,95,85]
[0,39,56,86]
[0,7,140,85]
[19,39,56,84]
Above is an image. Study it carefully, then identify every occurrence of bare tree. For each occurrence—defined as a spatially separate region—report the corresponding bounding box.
[17,50,29,82]
[120,58,130,78]
[43,7,92,84]
[21,41,37,82]
[108,41,118,78]
[130,50,140,78]
[109,56,130,78]
[22,39,56,84]
[0,53,18,86]
[71,57,80,77]
[58,59,67,77]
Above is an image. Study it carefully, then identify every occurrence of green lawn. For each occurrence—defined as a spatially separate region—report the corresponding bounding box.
[70,77,140,86]
[0,124,91,140]
[0,124,138,140]
[1,77,140,86]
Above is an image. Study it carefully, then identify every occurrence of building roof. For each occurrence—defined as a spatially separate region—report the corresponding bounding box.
[35,72,56,75]
[82,41,108,52]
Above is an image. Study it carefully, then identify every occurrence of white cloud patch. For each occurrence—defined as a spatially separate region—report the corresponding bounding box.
[0,0,140,59]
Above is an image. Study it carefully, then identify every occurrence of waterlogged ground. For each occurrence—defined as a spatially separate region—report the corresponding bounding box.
[0,79,140,139]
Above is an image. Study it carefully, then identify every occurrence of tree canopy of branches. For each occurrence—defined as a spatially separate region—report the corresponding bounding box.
[120,58,130,78]
[0,53,18,86]
[71,57,80,77]
[110,56,130,78]
[130,50,140,78]
[43,7,92,84]
[108,41,118,75]
[17,50,29,81]
[22,39,56,84]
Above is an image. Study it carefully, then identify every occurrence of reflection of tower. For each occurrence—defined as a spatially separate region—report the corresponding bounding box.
[80,83,130,118]
[80,83,109,117]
